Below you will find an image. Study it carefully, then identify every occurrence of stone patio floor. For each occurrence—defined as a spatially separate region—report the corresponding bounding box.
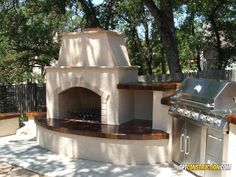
[0,135,195,177]
[0,161,45,177]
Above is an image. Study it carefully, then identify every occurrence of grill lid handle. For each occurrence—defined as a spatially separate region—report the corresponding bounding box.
[233,97,236,103]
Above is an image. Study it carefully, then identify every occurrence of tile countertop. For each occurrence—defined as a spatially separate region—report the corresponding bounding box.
[0,113,20,120]
[35,118,169,140]
[117,82,181,91]
[26,112,46,119]
[226,114,236,125]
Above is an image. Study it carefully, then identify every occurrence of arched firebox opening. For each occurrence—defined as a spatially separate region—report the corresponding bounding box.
[59,87,101,123]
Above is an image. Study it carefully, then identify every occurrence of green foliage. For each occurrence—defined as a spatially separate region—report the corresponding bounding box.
[19,115,28,127]
[0,0,235,82]
[0,0,62,84]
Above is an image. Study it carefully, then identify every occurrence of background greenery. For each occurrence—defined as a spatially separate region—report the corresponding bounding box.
[0,0,235,83]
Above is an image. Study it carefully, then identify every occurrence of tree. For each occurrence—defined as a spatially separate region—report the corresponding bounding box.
[179,0,236,70]
[1,0,235,84]
[0,0,61,83]
[143,0,182,80]
[78,0,101,28]
[200,0,236,69]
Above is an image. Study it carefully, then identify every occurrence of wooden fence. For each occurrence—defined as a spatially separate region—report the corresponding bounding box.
[138,70,236,82]
[0,83,46,115]
[1,70,236,115]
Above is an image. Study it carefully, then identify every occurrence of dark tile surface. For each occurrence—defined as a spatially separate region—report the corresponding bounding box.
[226,114,236,125]
[35,118,169,140]
[117,82,180,91]
[161,96,173,106]
[0,113,20,120]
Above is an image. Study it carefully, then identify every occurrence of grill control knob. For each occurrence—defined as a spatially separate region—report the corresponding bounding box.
[192,112,199,120]
[184,110,191,117]
[193,112,199,120]
[206,116,214,124]
[214,118,222,127]
[177,108,184,114]
[169,106,176,112]
[199,114,207,122]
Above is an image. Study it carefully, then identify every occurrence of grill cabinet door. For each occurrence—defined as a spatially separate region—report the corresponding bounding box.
[172,117,185,165]
[185,120,207,177]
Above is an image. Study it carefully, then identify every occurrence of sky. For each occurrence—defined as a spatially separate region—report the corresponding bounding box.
[93,0,103,5]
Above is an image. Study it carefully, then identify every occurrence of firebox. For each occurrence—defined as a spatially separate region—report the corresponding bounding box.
[59,87,101,122]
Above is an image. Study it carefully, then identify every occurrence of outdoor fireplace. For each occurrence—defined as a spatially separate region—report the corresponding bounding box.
[36,28,170,165]
[46,28,139,125]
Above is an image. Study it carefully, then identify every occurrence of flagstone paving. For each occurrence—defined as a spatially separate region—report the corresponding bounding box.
[0,161,45,177]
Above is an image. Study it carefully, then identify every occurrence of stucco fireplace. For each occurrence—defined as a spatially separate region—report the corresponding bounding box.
[46,28,139,125]
[36,28,170,165]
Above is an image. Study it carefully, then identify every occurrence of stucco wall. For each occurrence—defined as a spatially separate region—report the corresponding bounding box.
[58,30,131,67]
[152,91,172,163]
[46,67,138,125]
[0,118,19,137]
[37,125,168,165]
[134,91,153,120]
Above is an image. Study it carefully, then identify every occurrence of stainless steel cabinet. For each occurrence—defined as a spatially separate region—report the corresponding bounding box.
[172,117,207,177]
[205,129,225,177]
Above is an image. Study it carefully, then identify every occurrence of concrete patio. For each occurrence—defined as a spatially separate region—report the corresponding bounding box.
[0,135,194,177]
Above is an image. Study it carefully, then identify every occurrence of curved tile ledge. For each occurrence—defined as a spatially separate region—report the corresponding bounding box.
[0,113,20,121]
[26,112,46,120]
[226,114,236,125]
[35,118,169,140]
[117,82,180,91]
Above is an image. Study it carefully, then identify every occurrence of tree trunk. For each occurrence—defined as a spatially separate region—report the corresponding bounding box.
[79,0,100,28]
[143,15,153,75]
[160,45,167,74]
[143,0,182,80]
[104,0,116,30]
[209,16,223,69]
[206,0,224,69]
[190,12,202,71]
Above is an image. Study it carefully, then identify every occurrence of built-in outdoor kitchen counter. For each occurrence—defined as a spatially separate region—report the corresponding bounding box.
[0,113,20,137]
[117,81,180,91]
[117,81,181,132]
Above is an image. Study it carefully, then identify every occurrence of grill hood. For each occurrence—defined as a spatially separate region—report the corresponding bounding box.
[171,78,236,110]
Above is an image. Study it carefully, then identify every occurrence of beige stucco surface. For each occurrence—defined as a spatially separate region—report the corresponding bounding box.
[152,91,172,163]
[37,125,168,165]
[0,118,19,137]
[58,30,131,67]
[134,91,153,120]
[46,67,138,125]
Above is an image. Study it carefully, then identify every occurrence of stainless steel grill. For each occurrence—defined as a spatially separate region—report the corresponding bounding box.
[169,78,236,177]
